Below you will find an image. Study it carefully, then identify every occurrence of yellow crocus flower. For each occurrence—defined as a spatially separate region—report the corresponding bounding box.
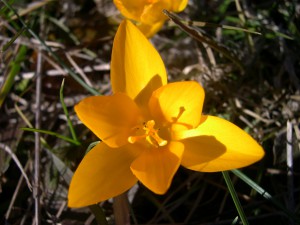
[113,0,188,37]
[68,20,264,207]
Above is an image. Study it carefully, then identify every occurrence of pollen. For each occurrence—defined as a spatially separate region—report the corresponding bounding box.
[128,120,168,147]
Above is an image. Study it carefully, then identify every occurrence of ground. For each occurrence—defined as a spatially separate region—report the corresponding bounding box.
[0,0,299,224]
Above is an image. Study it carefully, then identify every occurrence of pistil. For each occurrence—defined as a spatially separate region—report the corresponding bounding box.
[128,120,168,147]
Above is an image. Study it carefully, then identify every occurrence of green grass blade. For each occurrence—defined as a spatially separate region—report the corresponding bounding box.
[21,127,81,146]
[1,0,99,96]
[222,171,249,225]
[270,30,294,40]
[89,204,108,225]
[232,169,272,199]
[0,45,27,108]
[232,169,300,223]
[1,27,25,52]
[15,104,52,150]
[45,148,73,184]
[234,0,254,51]
[86,141,100,155]
[0,0,13,15]
[60,79,79,143]
[46,16,80,45]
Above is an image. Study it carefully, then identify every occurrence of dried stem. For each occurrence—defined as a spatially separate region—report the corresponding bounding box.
[286,120,294,225]
[33,11,44,225]
[113,193,131,225]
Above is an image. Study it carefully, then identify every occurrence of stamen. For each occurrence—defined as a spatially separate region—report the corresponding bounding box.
[128,120,168,147]
[128,135,146,144]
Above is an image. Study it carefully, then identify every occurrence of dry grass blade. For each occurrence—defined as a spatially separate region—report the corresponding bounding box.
[5,161,30,220]
[163,10,244,71]
[10,0,53,20]
[0,143,32,191]
[188,21,261,35]
[65,52,93,88]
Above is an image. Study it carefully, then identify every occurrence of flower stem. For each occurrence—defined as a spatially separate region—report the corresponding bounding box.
[222,171,249,225]
[113,193,131,225]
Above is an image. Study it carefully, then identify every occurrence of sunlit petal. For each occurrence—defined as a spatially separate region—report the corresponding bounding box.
[130,141,184,194]
[149,81,205,129]
[179,115,264,172]
[68,143,140,207]
[75,93,142,148]
[111,20,167,108]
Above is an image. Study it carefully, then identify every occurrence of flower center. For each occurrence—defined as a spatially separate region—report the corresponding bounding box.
[128,120,168,148]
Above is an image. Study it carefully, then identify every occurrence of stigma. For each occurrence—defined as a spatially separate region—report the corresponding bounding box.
[128,120,168,148]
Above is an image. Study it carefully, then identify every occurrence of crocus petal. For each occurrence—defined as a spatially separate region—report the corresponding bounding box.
[75,93,142,148]
[178,115,264,172]
[68,142,140,207]
[172,0,188,12]
[149,81,205,129]
[130,141,184,194]
[140,1,170,25]
[111,20,167,108]
[113,0,145,21]
[113,0,188,23]
[137,21,165,38]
